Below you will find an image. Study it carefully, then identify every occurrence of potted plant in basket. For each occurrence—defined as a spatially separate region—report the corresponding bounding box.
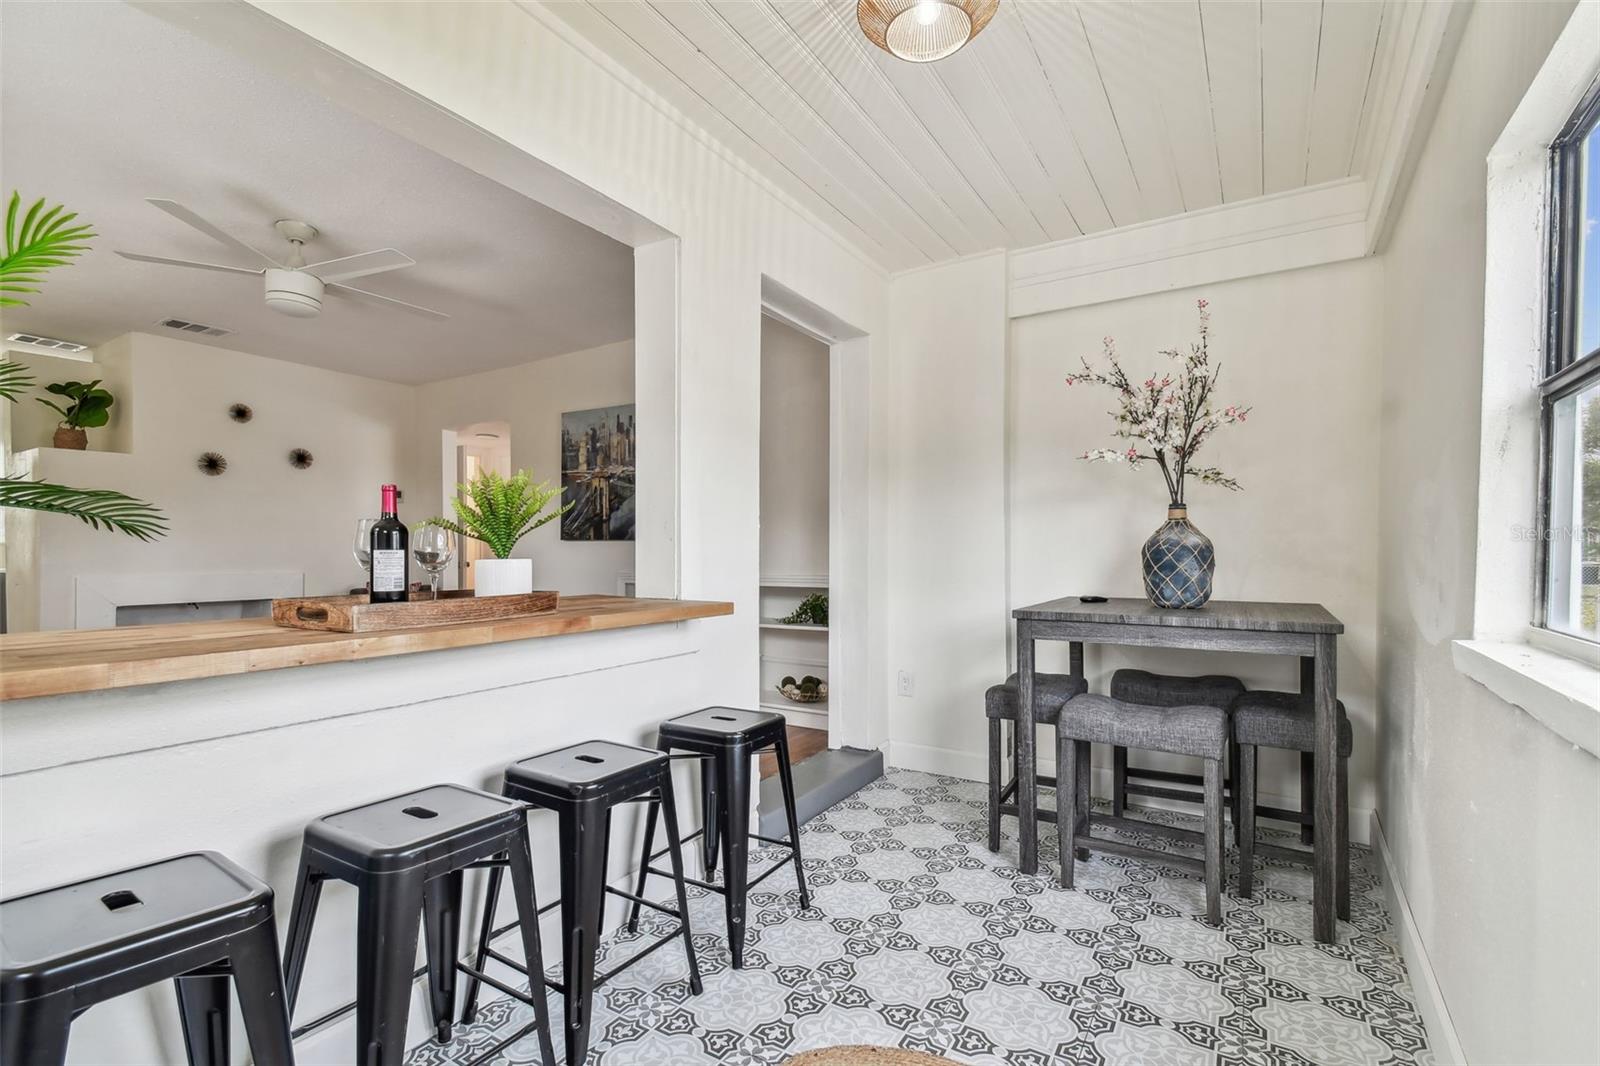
[428,469,572,596]
[1065,299,1249,608]
[37,379,114,450]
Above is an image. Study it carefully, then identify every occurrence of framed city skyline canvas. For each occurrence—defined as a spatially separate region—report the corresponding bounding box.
[561,404,636,541]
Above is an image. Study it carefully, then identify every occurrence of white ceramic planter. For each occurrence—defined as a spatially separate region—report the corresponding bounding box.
[474,557,533,597]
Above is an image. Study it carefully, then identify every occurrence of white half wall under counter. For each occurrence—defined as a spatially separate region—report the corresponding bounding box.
[0,595,732,1063]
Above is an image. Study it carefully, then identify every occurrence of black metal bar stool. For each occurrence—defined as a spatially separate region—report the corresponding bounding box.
[1107,669,1246,824]
[984,669,1089,851]
[0,852,294,1066]
[1232,689,1352,918]
[280,783,555,1066]
[627,707,808,970]
[459,740,701,1066]
[1057,694,1229,925]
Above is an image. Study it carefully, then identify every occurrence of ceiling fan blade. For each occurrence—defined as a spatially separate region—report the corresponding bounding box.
[304,248,415,283]
[326,281,450,320]
[115,250,265,276]
[146,198,281,267]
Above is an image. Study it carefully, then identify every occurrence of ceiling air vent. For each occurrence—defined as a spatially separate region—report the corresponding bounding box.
[158,318,233,338]
[4,332,92,360]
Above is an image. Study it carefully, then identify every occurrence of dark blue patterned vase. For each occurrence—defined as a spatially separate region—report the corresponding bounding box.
[1141,505,1215,608]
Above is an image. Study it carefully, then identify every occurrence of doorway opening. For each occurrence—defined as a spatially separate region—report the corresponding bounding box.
[449,422,511,591]
[758,314,831,778]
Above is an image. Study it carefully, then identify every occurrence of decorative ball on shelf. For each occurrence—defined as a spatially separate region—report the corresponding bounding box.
[288,448,314,469]
[198,451,227,476]
[228,403,253,423]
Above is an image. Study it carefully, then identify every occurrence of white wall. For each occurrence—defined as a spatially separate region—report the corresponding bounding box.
[759,315,829,579]
[1009,260,1384,833]
[885,252,1011,773]
[412,339,635,597]
[13,330,414,631]
[1376,1,1599,1062]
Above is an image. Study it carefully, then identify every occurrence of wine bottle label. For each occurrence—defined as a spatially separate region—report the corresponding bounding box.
[372,549,406,593]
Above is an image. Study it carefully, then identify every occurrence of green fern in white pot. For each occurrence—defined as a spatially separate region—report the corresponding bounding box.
[428,469,571,596]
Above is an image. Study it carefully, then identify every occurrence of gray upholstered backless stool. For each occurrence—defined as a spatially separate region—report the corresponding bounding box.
[1108,669,1245,828]
[1,852,294,1066]
[1231,691,1352,918]
[1056,694,1229,925]
[985,672,1089,852]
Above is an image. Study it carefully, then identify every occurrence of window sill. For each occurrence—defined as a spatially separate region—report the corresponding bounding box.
[1452,638,1599,756]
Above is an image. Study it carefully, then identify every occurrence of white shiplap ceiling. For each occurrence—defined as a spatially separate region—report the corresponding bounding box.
[546,0,1424,272]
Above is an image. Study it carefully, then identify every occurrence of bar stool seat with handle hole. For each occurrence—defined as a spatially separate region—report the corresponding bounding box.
[459,740,701,1066]
[280,783,556,1066]
[984,671,1089,852]
[0,852,294,1066]
[627,707,809,971]
[1231,690,1353,918]
[1056,694,1230,926]
[1107,669,1246,827]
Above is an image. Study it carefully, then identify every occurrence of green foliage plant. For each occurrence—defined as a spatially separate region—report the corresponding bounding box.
[37,379,113,429]
[429,469,573,559]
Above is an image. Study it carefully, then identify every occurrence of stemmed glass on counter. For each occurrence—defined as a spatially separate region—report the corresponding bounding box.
[413,523,456,601]
[352,518,377,590]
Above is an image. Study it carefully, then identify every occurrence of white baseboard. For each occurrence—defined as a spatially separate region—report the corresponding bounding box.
[1371,811,1466,1065]
[885,740,1372,845]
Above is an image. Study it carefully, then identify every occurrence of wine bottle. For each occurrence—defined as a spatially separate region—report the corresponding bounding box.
[369,484,409,603]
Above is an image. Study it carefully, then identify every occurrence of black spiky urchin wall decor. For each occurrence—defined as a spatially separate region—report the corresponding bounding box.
[198,451,227,476]
[228,403,253,423]
[289,448,313,469]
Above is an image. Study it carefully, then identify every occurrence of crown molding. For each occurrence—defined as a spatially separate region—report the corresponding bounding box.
[1006,178,1370,318]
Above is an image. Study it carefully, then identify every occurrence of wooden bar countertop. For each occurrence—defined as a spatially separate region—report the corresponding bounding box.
[0,595,733,701]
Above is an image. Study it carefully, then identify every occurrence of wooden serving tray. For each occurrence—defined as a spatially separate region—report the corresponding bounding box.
[271,590,560,633]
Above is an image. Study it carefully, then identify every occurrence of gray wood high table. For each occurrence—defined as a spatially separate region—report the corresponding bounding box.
[1012,595,1346,943]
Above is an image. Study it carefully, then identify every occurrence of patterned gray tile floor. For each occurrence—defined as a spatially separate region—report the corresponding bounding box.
[408,769,1431,1065]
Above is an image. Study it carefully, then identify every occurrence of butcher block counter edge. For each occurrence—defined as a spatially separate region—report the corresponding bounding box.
[0,595,734,700]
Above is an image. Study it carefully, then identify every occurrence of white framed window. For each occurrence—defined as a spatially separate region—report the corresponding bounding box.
[1540,84,1600,643]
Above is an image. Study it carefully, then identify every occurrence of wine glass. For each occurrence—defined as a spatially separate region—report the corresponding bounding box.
[413,523,456,601]
[352,518,377,590]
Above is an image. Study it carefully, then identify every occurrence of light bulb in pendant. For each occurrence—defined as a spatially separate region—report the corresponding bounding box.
[914,1,942,26]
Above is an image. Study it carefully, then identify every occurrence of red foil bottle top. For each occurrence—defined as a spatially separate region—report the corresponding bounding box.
[381,483,399,514]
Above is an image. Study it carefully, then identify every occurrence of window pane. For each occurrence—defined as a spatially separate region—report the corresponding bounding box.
[1546,377,1600,640]
[1580,122,1600,358]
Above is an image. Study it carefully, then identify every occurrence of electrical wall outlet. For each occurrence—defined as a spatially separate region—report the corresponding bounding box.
[897,670,914,697]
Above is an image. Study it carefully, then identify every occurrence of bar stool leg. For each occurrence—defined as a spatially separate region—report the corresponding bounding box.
[655,767,704,996]
[558,803,608,1066]
[773,730,810,910]
[1057,737,1078,890]
[173,964,231,1066]
[1238,744,1257,899]
[1228,739,1242,844]
[281,855,325,1014]
[1,992,73,1066]
[228,920,296,1066]
[354,873,425,1066]
[1300,751,1315,844]
[625,795,660,935]
[986,718,1002,852]
[714,744,752,969]
[1337,753,1350,921]
[458,858,504,1025]
[700,758,720,880]
[504,827,559,1066]
[1073,738,1092,862]
[1111,746,1128,818]
[1202,758,1224,927]
[422,871,464,1044]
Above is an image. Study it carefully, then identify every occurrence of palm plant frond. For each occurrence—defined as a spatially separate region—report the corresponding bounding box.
[0,360,35,402]
[1,192,96,307]
[0,478,167,540]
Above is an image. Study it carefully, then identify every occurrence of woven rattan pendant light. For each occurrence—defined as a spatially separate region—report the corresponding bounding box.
[856,0,999,63]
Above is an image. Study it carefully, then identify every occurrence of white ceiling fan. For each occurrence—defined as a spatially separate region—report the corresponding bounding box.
[115,198,449,320]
